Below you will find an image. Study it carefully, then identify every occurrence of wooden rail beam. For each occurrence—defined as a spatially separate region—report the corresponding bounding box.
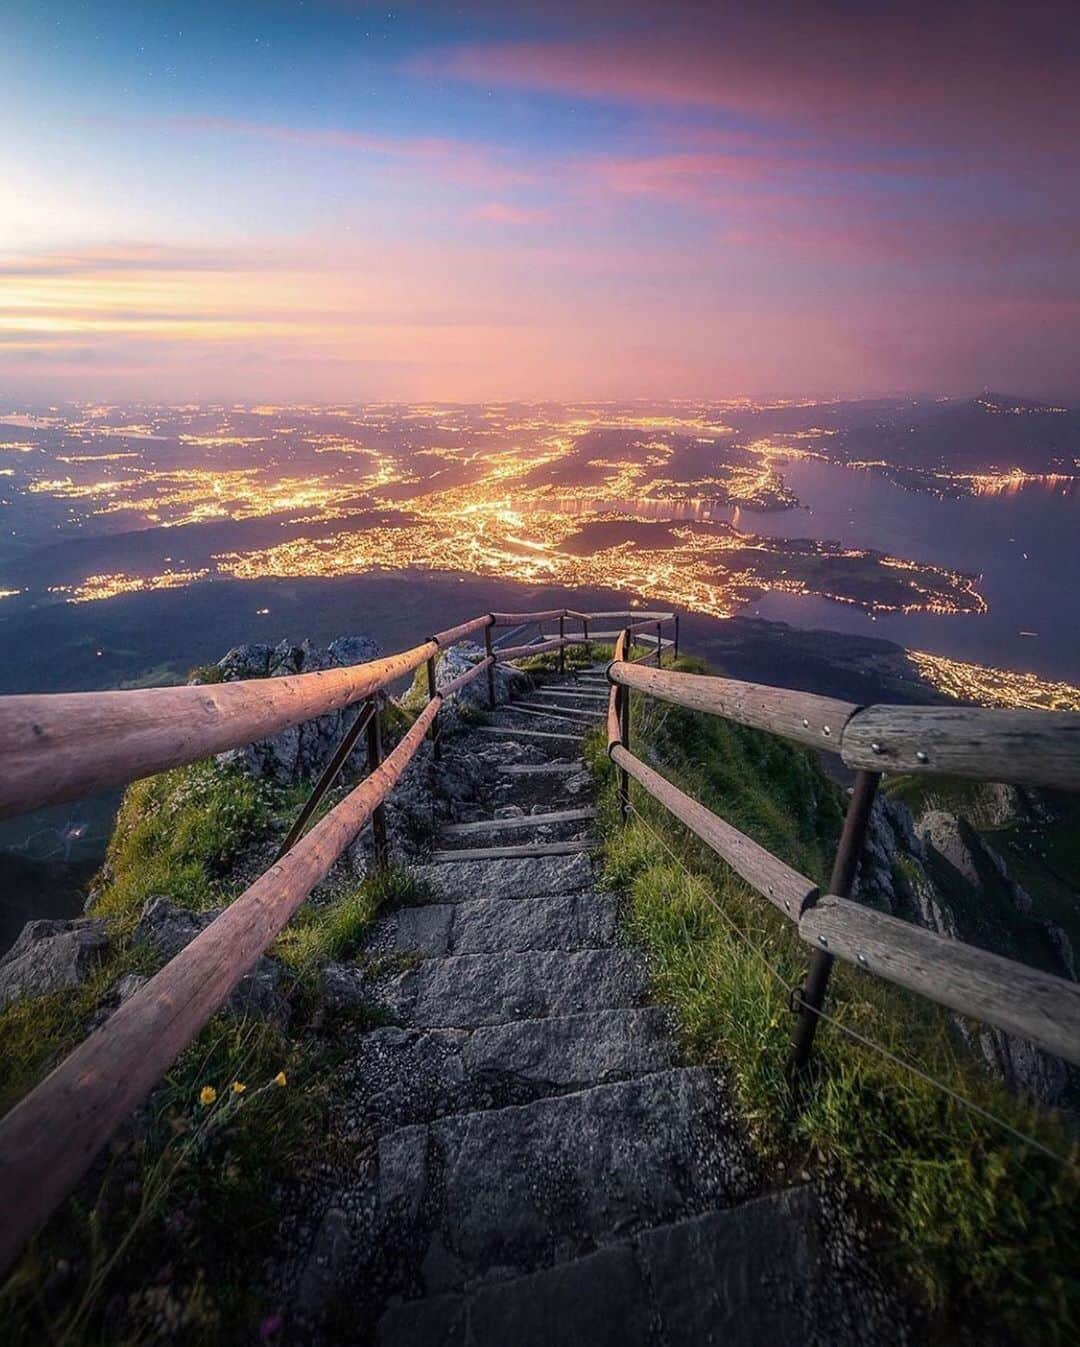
[800,895,1080,1067]
[0,640,439,821]
[610,744,818,920]
[609,662,859,753]
[0,696,441,1276]
[430,615,493,646]
[842,704,1080,791]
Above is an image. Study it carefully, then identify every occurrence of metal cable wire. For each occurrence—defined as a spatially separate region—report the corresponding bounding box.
[622,794,1078,1174]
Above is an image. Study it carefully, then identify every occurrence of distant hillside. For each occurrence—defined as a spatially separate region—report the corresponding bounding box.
[837,394,1080,474]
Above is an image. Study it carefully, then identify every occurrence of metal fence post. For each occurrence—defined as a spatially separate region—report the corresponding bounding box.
[484,621,496,709]
[559,613,566,674]
[426,655,441,760]
[618,627,631,822]
[788,768,880,1083]
[366,699,389,868]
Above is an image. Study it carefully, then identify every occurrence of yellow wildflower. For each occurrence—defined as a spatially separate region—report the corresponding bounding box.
[273,1071,287,1088]
[198,1085,217,1106]
[231,1081,247,1095]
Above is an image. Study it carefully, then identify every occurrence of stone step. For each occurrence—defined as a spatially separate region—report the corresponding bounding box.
[410,852,594,902]
[366,892,619,958]
[331,1008,677,1141]
[497,704,592,727]
[496,760,585,775]
[440,807,595,837]
[476,726,581,744]
[376,1187,841,1347]
[510,700,603,723]
[373,1068,754,1299]
[428,840,592,864]
[375,946,647,1028]
[532,688,609,702]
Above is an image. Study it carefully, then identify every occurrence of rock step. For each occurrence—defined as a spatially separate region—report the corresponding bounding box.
[428,840,592,864]
[410,852,594,902]
[367,892,619,958]
[531,690,608,705]
[440,807,595,837]
[377,1187,835,1347]
[476,726,581,744]
[510,700,603,723]
[496,704,591,727]
[373,1068,754,1298]
[330,1009,679,1140]
[375,946,648,1027]
[496,760,584,775]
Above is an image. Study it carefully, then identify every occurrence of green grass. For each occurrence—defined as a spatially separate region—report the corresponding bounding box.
[0,759,425,1344]
[589,658,1079,1345]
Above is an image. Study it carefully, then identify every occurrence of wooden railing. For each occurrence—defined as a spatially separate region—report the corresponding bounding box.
[0,607,672,1273]
[605,629,1080,1076]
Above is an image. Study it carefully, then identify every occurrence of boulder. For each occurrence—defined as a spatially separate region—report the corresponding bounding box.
[0,917,108,1008]
[133,895,288,1024]
[210,634,383,785]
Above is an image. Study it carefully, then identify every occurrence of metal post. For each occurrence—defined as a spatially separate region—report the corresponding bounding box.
[426,656,441,760]
[366,699,389,868]
[618,627,631,823]
[788,769,880,1083]
[673,613,680,661]
[484,621,496,709]
[275,699,375,860]
[656,621,663,666]
[559,614,566,675]
[583,617,590,662]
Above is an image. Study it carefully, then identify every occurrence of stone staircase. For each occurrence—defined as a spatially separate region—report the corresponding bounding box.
[290,666,898,1345]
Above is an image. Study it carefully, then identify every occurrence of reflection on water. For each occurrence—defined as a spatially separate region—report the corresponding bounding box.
[2,399,1078,707]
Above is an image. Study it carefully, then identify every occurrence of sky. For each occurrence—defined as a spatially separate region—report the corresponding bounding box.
[2,0,1079,403]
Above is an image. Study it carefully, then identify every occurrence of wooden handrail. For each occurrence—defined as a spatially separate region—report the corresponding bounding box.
[0,640,439,821]
[801,895,1080,1066]
[842,704,1080,791]
[604,646,1080,1074]
[430,615,493,646]
[494,635,568,661]
[609,661,859,752]
[610,745,818,919]
[0,696,440,1274]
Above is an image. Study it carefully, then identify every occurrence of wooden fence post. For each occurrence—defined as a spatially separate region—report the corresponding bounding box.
[484,622,496,709]
[673,613,680,661]
[788,768,880,1084]
[559,614,566,675]
[365,699,389,867]
[656,621,663,666]
[583,617,591,662]
[426,656,441,761]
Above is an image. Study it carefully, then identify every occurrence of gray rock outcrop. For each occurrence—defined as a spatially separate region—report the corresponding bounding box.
[133,895,288,1024]
[0,917,108,1008]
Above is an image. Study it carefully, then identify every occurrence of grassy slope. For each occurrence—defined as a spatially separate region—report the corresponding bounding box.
[588,657,1078,1346]
[0,757,421,1345]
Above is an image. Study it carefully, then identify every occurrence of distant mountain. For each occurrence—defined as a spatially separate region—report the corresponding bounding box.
[837,394,1080,475]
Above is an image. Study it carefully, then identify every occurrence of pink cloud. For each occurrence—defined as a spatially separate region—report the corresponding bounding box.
[419,4,1080,151]
[471,202,551,225]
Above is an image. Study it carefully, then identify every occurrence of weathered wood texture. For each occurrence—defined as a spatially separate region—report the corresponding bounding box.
[438,655,494,700]
[428,839,592,862]
[511,700,602,723]
[801,896,1080,1066]
[440,807,595,836]
[610,744,818,920]
[494,636,568,661]
[431,615,493,646]
[0,696,440,1275]
[609,663,858,752]
[842,704,1080,791]
[0,640,439,820]
[476,726,581,743]
[490,609,569,625]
